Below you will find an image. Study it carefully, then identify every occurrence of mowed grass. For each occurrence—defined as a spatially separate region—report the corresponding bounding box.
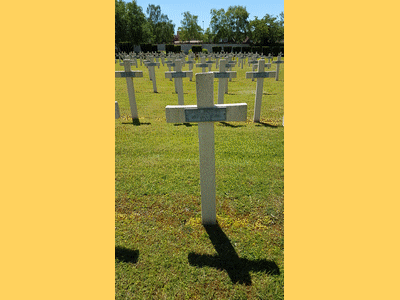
[115,55,284,299]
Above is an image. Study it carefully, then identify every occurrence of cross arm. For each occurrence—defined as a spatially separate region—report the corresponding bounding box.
[166,103,247,123]
[165,71,193,79]
[115,71,143,78]
[245,71,276,79]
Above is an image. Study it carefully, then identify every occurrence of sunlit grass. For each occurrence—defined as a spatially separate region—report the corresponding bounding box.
[115,55,284,299]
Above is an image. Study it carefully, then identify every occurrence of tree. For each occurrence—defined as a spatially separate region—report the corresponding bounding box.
[125,0,147,45]
[210,8,229,42]
[179,11,203,41]
[225,6,250,43]
[115,0,127,44]
[249,12,284,45]
[146,4,175,43]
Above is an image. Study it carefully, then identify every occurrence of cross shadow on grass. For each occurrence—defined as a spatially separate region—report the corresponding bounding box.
[122,119,151,126]
[188,224,280,286]
[115,246,139,264]
[255,121,281,128]
[174,123,197,127]
[218,122,245,128]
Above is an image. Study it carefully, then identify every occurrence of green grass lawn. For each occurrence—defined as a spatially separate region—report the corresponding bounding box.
[115,55,284,299]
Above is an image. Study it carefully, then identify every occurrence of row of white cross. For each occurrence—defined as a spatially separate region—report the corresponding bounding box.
[115,58,284,225]
[115,57,283,122]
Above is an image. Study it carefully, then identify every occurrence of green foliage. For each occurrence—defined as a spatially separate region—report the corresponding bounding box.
[117,42,134,53]
[191,45,202,54]
[249,13,284,46]
[226,6,250,43]
[165,44,175,54]
[233,46,242,53]
[140,43,153,53]
[212,46,222,53]
[201,48,208,54]
[223,46,232,53]
[210,8,229,42]
[179,11,203,41]
[242,47,251,53]
[146,4,175,44]
[174,45,181,53]
[262,46,271,56]
[252,46,262,54]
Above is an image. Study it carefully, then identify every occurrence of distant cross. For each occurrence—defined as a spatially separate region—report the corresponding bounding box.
[266,53,273,63]
[248,58,259,81]
[165,58,175,81]
[185,57,195,81]
[272,55,284,81]
[115,59,143,120]
[213,59,237,104]
[246,59,276,122]
[115,101,120,119]
[166,73,247,225]
[188,224,281,285]
[196,56,209,73]
[206,58,216,71]
[145,57,160,93]
[165,59,192,105]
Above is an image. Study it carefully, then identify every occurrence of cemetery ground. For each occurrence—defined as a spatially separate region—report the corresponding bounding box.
[115,56,284,299]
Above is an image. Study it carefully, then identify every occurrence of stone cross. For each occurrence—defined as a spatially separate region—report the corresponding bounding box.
[196,56,209,73]
[165,59,192,105]
[272,56,284,81]
[115,101,120,119]
[213,59,237,104]
[145,58,160,92]
[206,58,216,71]
[165,73,247,225]
[115,59,143,120]
[246,59,276,122]
[248,58,259,81]
[185,57,195,81]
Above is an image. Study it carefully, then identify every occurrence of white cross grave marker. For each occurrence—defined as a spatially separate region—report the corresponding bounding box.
[213,59,237,104]
[165,59,192,105]
[145,58,160,92]
[165,73,247,225]
[272,55,284,81]
[246,59,276,122]
[196,56,209,73]
[115,59,143,119]
[115,101,120,119]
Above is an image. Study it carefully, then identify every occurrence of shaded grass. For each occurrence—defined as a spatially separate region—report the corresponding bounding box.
[116,56,284,299]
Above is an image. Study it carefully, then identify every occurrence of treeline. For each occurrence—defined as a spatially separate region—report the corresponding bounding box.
[116,0,284,47]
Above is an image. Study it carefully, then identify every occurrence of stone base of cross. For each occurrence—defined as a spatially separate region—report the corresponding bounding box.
[165,73,247,225]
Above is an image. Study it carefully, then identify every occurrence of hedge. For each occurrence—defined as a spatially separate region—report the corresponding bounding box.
[174,45,181,53]
[191,45,202,54]
[223,46,232,53]
[165,44,175,54]
[212,46,222,53]
[232,46,242,53]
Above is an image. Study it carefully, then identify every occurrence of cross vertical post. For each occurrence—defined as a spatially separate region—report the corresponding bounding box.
[273,55,284,81]
[213,59,237,104]
[165,73,247,225]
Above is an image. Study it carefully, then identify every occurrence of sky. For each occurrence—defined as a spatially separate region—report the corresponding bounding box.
[127,0,284,34]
